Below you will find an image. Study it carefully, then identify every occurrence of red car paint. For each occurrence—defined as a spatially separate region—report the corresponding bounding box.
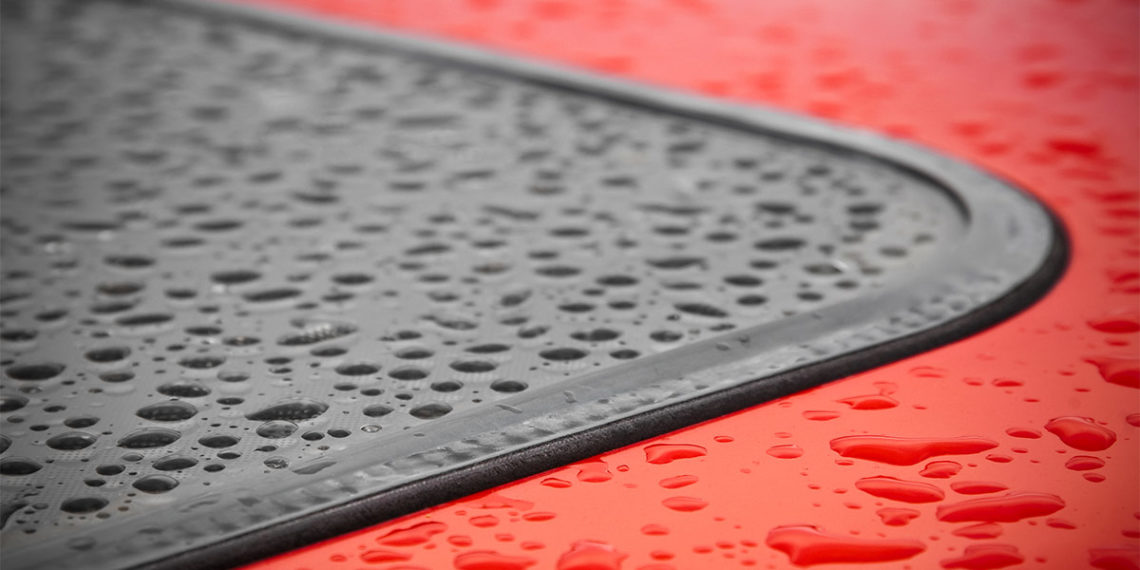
[239,0,1139,568]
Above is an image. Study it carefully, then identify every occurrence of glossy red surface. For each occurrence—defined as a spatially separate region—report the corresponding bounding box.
[239,0,1139,568]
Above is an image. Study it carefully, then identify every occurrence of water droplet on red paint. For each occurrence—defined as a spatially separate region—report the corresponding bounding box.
[713,435,734,443]
[576,461,613,482]
[765,525,925,566]
[662,496,708,511]
[455,550,537,570]
[936,492,1065,522]
[1087,315,1140,334]
[659,474,698,489]
[556,540,627,570]
[1005,427,1041,439]
[1045,416,1117,451]
[950,481,1009,495]
[1046,518,1077,529]
[1127,414,1140,427]
[361,549,412,564]
[838,394,898,410]
[940,544,1024,569]
[829,435,998,465]
[920,460,962,478]
[991,377,1023,387]
[986,453,1012,463]
[1065,455,1106,470]
[644,443,707,464]
[470,515,498,527]
[767,444,804,459]
[952,523,1003,539]
[855,476,945,503]
[541,477,571,488]
[1083,472,1106,483]
[1088,547,1139,570]
[1085,356,1140,389]
[522,512,555,522]
[377,521,448,546]
[803,410,840,421]
[475,493,534,510]
[642,523,669,536]
[877,507,920,526]
[449,535,474,547]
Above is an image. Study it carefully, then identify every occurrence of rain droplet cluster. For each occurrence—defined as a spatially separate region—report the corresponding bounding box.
[0,0,955,550]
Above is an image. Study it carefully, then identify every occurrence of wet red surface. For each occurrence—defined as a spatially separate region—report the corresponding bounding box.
[238,0,1139,568]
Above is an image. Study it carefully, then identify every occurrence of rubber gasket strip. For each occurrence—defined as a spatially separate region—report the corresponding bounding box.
[0,0,1066,568]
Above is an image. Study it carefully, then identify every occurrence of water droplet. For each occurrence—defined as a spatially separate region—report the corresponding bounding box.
[829,435,998,465]
[576,460,612,483]
[409,402,451,419]
[940,544,1024,569]
[1084,356,1139,389]
[256,421,297,439]
[855,476,945,503]
[376,521,447,546]
[803,410,840,421]
[46,432,97,450]
[1044,416,1116,451]
[6,363,64,381]
[118,428,181,449]
[136,401,198,422]
[456,550,536,570]
[1065,456,1106,471]
[877,507,920,526]
[659,475,698,489]
[767,444,804,459]
[662,496,708,511]
[919,461,962,478]
[359,549,410,564]
[153,456,197,471]
[132,475,178,493]
[950,481,1009,495]
[245,399,329,421]
[952,523,1003,539]
[556,540,627,570]
[766,525,925,565]
[0,458,43,476]
[644,443,707,464]
[61,497,108,514]
[936,492,1065,522]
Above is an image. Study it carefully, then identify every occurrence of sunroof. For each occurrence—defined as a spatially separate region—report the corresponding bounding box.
[0,0,1063,568]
